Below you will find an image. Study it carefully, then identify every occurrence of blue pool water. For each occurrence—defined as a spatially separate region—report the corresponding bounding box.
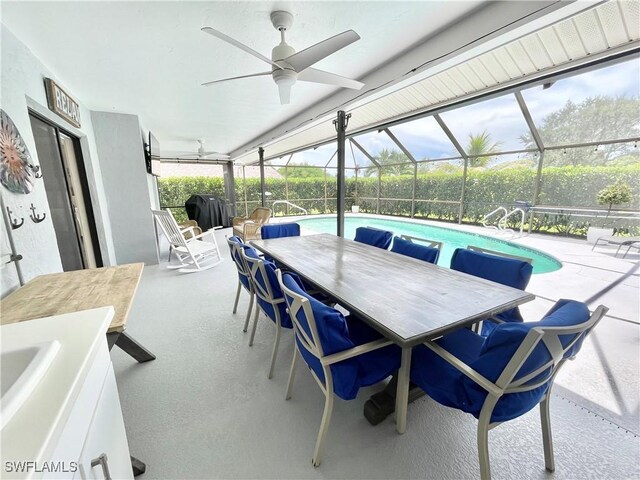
[296,216,562,274]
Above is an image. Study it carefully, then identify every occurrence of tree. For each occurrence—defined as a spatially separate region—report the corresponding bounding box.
[597,182,632,217]
[519,95,640,167]
[466,131,501,167]
[277,163,327,178]
[363,148,413,176]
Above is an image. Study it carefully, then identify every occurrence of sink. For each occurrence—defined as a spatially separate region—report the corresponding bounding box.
[1,340,60,430]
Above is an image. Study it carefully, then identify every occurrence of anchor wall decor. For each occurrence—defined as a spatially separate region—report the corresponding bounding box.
[5,206,24,229]
[29,203,46,223]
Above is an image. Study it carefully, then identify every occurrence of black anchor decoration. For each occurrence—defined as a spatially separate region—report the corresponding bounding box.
[29,203,46,223]
[6,206,24,229]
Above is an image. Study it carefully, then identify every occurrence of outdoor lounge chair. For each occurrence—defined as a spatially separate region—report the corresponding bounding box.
[354,226,393,249]
[409,300,608,480]
[152,209,223,273]
[227,236,255,332]
[232,207,272,242]
[591,235,640,258]
[277,270,401,467]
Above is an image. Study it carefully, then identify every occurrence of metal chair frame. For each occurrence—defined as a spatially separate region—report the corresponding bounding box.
[226,237,255,333]
[400,234,443,251]
[467,245,533,264]
[242,250,289,379]
[420,304,608,480]
[277,269,393,467]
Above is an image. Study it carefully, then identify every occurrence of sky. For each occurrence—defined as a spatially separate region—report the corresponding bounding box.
[285,58,639,168]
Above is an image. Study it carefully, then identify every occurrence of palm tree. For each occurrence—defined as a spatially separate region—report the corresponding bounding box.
[363,148,413,176]
[466,131,501,167]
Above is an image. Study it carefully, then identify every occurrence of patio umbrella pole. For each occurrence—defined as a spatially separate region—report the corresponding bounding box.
[334,110,350,237]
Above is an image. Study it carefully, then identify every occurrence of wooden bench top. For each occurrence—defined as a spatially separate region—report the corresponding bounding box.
[0,263,144,334]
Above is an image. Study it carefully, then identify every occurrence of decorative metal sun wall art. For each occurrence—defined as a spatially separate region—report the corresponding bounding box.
[0,109,36,194]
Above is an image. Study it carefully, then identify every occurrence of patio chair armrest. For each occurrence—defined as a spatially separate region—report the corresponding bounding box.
[232,216,248,227]
[322,338,394,366]
[423,340,502,397]
[191,229,216,242]
[243,222,262,237]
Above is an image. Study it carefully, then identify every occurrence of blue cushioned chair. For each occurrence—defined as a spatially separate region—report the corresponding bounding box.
[260,222,301,239]
[277,270,401,466]
[354,226,393,249]
[260,223,300,264]
[391,236,440,264]
[410,300,608,480]
[227,236,256,332]
[242,248,295,379]
[450,247,533,334]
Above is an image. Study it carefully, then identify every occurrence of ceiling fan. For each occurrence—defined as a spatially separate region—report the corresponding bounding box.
[175,139,230,161]
[201,10,365,104]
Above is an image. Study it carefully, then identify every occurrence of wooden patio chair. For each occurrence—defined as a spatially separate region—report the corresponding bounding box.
[152,209,223,273]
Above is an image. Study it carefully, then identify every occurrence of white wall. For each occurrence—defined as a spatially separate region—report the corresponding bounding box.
[0,25,116,296]
[91,112,158,265]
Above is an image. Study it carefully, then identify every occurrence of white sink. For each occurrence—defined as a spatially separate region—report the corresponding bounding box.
[1,340,60,430]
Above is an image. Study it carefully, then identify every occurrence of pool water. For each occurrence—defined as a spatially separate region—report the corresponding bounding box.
[296,216,562,274]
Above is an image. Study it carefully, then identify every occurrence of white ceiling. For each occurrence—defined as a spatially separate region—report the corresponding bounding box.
[1,0,484,156]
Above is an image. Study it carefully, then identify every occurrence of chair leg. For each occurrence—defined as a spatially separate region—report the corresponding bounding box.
[268,324,282,379]
[312,393,335,467]
[232,281,242,314]
[243,292,254,333]
[248,306,260,347]
[540,396,555,472]
[477,419,491,480]
[285,348,298,400]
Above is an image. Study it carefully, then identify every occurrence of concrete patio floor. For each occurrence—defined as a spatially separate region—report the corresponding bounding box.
[111,219,639,478]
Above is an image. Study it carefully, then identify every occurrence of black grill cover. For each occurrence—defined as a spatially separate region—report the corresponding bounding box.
[185,194,233,230]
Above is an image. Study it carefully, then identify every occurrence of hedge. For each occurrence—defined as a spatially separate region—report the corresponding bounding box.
[158,164,639,235]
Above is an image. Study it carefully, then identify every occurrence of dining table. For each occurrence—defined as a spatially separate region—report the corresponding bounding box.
[251,233,535,434]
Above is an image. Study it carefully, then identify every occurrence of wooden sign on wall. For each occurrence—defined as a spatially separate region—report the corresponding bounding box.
[44,78,81,128]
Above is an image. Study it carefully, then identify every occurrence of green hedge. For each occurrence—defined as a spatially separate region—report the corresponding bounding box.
[158,164,639,234]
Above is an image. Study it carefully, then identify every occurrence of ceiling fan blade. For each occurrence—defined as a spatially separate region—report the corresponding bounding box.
[297,67,364,90]
[278,84,291,105]
[202,71,271,87]
[176,152,230,160]
[201,27,283,70]
[283,30,360,72]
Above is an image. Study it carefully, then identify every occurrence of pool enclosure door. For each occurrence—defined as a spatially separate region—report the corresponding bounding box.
[29,113,101,271]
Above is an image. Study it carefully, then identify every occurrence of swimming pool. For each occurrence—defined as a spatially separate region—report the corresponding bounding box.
[296,216,562,274]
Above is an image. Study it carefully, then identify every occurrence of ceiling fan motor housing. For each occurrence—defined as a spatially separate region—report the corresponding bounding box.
[270,11,293,31]
[272,41,297,86]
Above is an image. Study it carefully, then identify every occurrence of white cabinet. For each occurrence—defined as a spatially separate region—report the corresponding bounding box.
[1,308,133,480]
[77,367,132,479]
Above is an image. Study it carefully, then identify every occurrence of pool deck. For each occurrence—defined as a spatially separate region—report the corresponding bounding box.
[277,213,640,432]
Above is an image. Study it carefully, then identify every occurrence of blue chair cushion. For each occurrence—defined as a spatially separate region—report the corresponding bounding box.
[411,300,590,423]
[391,236,440,264]
[282,274,400,400]
[354,227,393,249]
[451,248,533,325]
[261,223,300,239]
